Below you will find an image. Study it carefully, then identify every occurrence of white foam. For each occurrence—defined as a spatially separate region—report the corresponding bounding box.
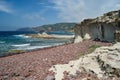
[15,43,64,50]
[16,45,52,50]
[12,43,30,47]
[0,41,5,43]
[12,42,65,51]
[51,34,74,39]
[13,34,30,38]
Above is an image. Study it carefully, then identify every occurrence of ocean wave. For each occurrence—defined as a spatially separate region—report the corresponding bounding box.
[0,41,5,44]
[12,43,30,47]
[15,45,52,50]
[15,43,64,50]
[13,34,30,38]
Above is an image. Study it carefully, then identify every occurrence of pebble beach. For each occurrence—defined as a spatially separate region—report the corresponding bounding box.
[0,40,111,80]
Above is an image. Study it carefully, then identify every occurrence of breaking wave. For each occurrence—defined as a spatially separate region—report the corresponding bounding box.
[12,43,30,47]
[0,41,5,44]
[13,34,30,38]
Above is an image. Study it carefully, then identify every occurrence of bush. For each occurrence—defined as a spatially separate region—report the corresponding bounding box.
[78,45,101,58]
[88,45,101,53]
[8,50,25,54]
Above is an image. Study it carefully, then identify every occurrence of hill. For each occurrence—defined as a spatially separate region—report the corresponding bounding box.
[17,23,76,33]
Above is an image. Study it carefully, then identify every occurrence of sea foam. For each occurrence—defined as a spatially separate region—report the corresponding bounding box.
[13,34,30,38]
[12,43,30,47]
[0,41,5,44]
[15,43,64,50]
[15,45,51,50]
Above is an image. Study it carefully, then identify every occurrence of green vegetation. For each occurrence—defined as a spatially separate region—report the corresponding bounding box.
[0,50,25,57]
[78,45,101,58]
[88,45,101,53]
[8,50,25,54]
[17,23,76,32]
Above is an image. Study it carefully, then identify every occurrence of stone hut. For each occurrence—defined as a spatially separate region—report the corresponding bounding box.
[74,10,120,43]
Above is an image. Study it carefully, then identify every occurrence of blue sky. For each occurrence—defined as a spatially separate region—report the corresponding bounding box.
[0,0,120,31]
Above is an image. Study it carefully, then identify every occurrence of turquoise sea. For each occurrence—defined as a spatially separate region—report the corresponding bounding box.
[0,31,74,56]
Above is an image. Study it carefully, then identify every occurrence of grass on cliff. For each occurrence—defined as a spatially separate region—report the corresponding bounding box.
[78,44,101,57]
[88,45,101,53]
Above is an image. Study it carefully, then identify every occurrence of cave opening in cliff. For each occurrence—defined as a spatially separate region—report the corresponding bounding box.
[118,21,120,28]
[119,10,120,18]
[101,24,105,39]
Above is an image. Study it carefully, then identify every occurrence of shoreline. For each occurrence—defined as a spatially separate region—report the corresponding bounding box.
[0,40,112,80]
[25,33,74,39]
[0,42,72,58]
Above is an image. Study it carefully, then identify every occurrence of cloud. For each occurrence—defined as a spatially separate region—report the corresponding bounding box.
[100,0,120,13]
[23,14,45,21]
[51,0,85,22]
[0,0,13,13]
[51,0,120,22]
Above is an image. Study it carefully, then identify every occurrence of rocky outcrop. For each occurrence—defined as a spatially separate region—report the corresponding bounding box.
[49,43,120,80]
[74,10,120,43]
[25,32,74,39]
[26,33,54,39]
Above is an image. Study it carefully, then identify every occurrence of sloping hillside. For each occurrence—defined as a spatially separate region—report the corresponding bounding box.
[17,23,76,32]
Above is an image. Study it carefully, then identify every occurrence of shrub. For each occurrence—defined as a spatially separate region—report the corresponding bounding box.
[8,50,25,54]
[88,45,101,53]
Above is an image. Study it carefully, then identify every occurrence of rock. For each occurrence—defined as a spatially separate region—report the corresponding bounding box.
[49,43,120,80]
[84,33,91,40]
[44,75,55,80]
[74,10,120,43]
[74,35,83,43]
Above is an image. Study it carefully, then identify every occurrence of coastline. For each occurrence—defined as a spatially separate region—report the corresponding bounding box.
[0,41,72,58]
[25,33,74,39]
[0,32,74,57]
[0,40,111,80]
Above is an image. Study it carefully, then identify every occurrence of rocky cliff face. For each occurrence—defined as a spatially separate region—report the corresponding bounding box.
[74,10,120,43]
[81,10,120,25]
[49,43,120,80]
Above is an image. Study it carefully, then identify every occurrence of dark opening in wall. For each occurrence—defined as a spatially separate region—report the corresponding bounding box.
[101,24,104,39]
[118,22,120,28]
[119,10,120,18]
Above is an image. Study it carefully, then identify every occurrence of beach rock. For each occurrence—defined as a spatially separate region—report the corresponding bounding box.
[74,35,83,43]
[26,33,74,39]
[49,43,120,80]
[44,75,55,80]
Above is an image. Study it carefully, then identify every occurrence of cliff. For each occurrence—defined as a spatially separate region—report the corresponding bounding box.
[80,10,120,26]
[74,10,120,43]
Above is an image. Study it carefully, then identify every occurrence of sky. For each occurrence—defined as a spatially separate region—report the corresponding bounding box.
[0,0,120,31]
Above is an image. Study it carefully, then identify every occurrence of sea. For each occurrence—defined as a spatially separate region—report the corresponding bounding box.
[0,31,74,56]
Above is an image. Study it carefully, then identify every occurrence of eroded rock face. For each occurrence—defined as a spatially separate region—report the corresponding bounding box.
[74,35,83,43]
[49,43,120,80]
[74,10,120,43]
